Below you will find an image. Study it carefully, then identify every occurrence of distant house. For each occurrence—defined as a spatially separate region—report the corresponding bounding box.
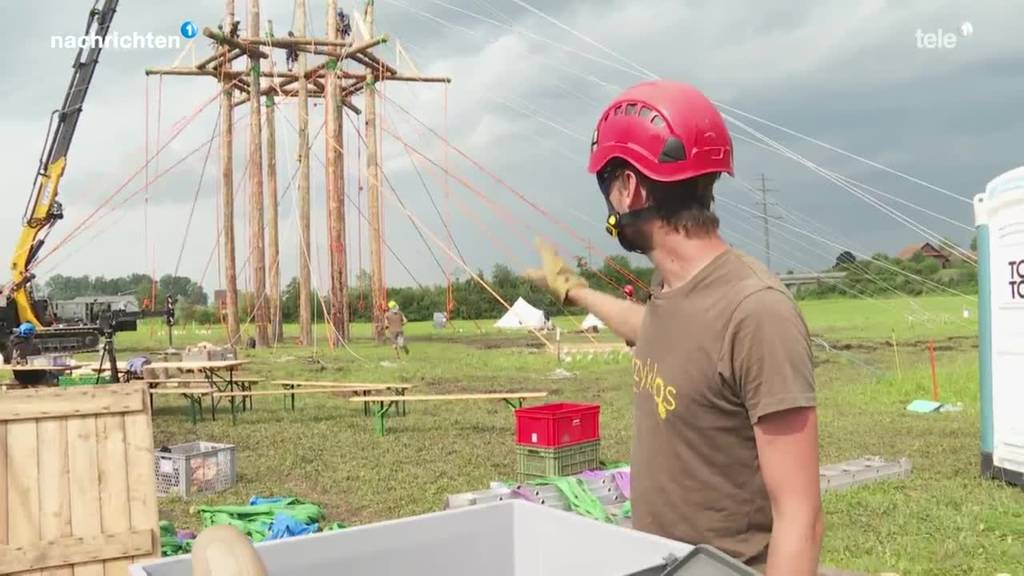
[897,242,951,268]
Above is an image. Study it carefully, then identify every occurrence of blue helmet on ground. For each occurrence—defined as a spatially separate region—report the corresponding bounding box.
[17,322,36,337]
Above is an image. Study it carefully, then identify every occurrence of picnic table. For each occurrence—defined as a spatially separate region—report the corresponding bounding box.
[143,360,251,418]
[350,391,550,436]
[2,363,94,388]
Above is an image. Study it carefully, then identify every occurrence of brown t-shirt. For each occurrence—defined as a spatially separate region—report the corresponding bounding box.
[630,249,815,570]
[385,310,406,334]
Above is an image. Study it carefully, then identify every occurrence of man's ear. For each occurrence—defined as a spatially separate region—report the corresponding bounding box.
[623,170,647,210]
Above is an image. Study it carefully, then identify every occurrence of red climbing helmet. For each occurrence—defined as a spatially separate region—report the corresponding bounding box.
[588,80,733,182]
[622,284,635,298]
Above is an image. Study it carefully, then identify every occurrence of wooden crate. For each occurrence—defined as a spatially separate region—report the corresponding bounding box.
[0,383,160,575]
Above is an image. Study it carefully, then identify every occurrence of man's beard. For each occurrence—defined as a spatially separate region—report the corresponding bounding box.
[617,222,653,254]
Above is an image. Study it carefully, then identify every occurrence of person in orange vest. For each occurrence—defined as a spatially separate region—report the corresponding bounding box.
[529,80,822,574]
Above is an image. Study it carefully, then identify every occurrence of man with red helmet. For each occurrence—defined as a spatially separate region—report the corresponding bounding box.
[530,81,822,574]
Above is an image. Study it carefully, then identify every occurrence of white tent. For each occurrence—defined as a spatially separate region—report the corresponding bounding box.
[494,298,546,329]
[580,313,605,332]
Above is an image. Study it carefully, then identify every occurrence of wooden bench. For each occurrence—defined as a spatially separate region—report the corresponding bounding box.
[272,381,417,416]
[148,385,216,425]
[143,374,263,422]
[213,384,414,424]
[349,392,550,436]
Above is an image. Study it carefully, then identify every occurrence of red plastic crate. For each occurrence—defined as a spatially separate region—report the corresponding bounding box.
[515,402,600,448]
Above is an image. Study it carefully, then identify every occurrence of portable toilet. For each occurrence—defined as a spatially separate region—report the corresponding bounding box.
[974,165,1024,486]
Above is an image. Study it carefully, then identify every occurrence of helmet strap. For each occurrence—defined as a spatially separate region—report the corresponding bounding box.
[604,206,656,254]
[598,169,657,254]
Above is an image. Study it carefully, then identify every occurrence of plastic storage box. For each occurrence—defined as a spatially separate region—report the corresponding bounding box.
[130,500,693,576]
[516,440,600,481]
[154,441,236,498]
[515,402,600,448]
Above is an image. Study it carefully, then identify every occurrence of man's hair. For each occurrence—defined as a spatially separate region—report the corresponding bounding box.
[607,159,721,237]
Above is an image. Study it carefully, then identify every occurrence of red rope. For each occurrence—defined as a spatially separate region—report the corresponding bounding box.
[32,84,229,271]
[380,92,650,293]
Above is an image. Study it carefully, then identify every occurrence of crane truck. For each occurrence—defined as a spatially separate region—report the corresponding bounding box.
[0,0,142,380]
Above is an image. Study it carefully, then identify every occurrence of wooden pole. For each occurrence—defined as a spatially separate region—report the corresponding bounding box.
[146,67,303,79]
[891,329,902,381]
[265,21,283,344]
[238,36,352,48]
[248,0,269,347]
[326,0,350,346]
[202,27,270,59]
[364,0,386,342]
[296,0,313,346]
[221,0,241,346]
[233,36,388,106]
[928,340,939,401]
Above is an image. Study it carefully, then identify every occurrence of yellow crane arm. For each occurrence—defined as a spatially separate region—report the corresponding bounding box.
[10,157,67,326]
[5,0,119,330]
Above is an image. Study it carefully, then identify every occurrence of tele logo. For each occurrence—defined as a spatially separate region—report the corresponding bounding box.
[915,22,973,49]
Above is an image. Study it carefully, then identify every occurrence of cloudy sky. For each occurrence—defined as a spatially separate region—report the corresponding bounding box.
[3,0,1022,294]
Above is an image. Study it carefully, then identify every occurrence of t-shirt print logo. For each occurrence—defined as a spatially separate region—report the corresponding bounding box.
[632,357,677,420]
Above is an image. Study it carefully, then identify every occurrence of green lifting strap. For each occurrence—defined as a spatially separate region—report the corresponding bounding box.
[533,476,612,524]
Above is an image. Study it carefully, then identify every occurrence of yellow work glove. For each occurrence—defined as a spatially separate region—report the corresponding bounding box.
[526,239,589,304]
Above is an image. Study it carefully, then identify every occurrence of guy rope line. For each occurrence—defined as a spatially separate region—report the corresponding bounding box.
[716,195,977,300]
[27,79,241,273]
[379,92,649,293]
[719,184,937,316]
[338,109,555,350]
[728,125,977,265]
[732,132,973,234]
[174,106,222,277]
[502,0,971,206]
[385,111,600,343]
[385,40,966,305]
[396,0,973,263]
[378,107,636,296]
[34,106,252,282]
[717,203,908,314]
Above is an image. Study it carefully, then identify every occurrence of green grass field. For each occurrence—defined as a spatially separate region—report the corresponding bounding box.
[116,295,1022,574]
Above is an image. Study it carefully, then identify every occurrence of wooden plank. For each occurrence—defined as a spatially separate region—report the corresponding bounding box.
[37,418,72,576]
[0,422,7,548]
[7,419,41,576]
[0,529,152,574]
[9,366,80,372]
[143,360,248,371]
[97,415,131,576]
[273,380,415,389]
[149,388,215,395]
[123,387,159,564]
[0,386,144,422]
[213,387,378,398]
[67,416,104,576]
[349,392,550,402]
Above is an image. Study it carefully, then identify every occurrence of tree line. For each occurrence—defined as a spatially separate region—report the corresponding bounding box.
[41,246,978,327]
[43,273,208,307]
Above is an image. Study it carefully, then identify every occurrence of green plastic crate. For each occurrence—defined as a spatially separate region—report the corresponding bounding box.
[516,440,600,482]
[58,374,113,388]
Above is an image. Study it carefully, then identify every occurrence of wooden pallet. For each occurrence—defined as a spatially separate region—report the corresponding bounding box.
[0,384,160,575]
[820,456,912,493]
